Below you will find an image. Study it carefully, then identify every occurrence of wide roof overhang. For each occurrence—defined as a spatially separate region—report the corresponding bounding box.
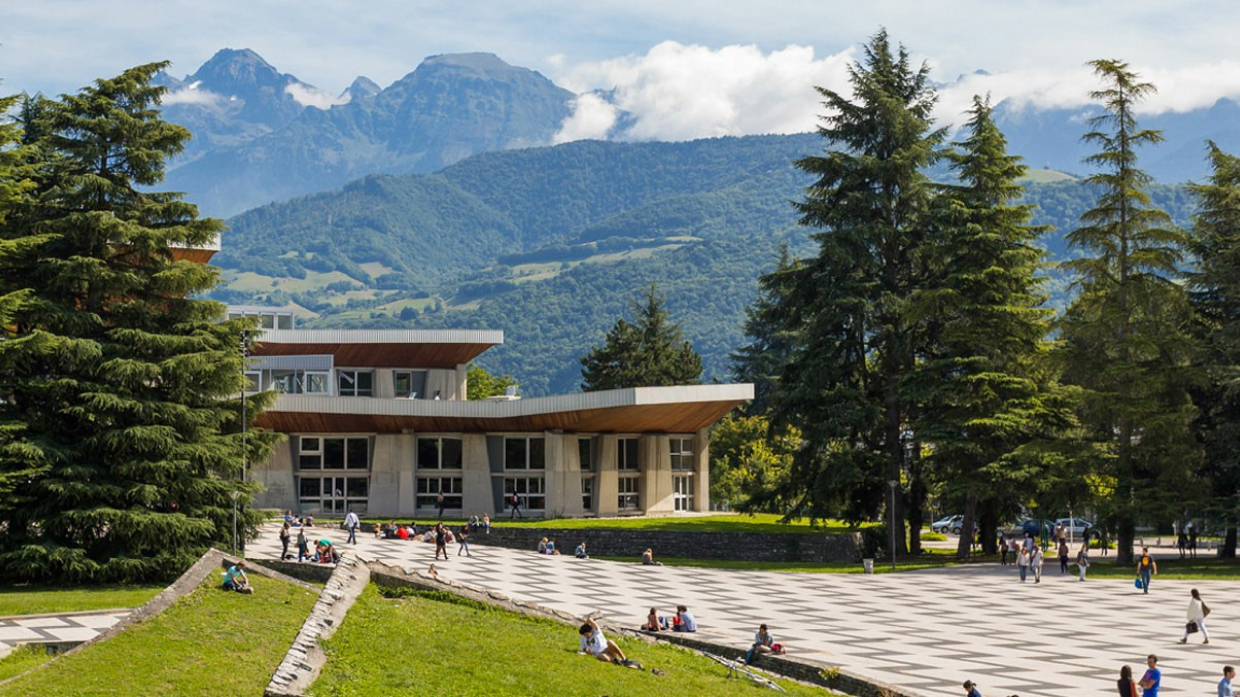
[255,384,753,434]
[247,329,504,368]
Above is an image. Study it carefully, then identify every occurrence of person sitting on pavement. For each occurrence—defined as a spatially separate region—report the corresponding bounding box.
[468,514,480,532]
[642,548,663,566]
[482,513,491,533]
[644,607,669,632]
[579,618,640,668]
[545,539,561,555]
[316,539,338,564]
[575,542,589,559]
[538,537,549,554]
[222,561,253,594]
[743,623,783,664]
[673,605,697,632]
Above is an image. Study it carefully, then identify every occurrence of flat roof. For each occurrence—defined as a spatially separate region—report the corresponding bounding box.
[249,328,504,368]
[255,383,753,434]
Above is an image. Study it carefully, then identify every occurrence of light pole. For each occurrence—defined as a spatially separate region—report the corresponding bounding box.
[888,479,899,570]
[233,333,252,557]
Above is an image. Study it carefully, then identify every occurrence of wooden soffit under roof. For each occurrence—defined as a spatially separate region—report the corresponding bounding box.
[248,329,503,368]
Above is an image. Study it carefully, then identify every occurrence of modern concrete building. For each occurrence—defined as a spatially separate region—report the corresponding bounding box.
[240,307,752,519]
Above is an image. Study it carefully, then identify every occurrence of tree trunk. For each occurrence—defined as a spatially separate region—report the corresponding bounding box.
[905,447,925,556]
[1221,527,1237,559]
[1116,512,1136,566]
[956,495,976,561]
[978,508,998,555]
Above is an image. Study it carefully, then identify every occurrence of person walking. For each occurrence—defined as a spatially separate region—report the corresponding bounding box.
[509,493,523,519]
[457,526,471,557]
[1031,544,1044,583]
[1190,523,1199,559]
[999,533,1009,566]
[1137,547,1158,594]
[434,522,449,560]
[1179,588,1210,644]
[296,527,309,562]
[1139,654,1161,697]
[1219,665,1235,697]
[1177,527,1188,559]
[279,521,292,560]
[1076,542,1090,581]
[1058,538,1070,574]
[1017,547,1030,582]
[344,508,359,545]
[436,490,446,519]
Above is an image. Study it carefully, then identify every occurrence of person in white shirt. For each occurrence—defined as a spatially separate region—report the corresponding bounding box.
[578,618,629,664]
[344,509,359,544]
[1031,545,1044,583]
[1180,588,1210,644]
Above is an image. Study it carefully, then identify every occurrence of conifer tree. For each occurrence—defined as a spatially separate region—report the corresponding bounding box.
[0,64,277,582]
[580,284,702,391]
[1188,142,1240,558]
[731,246,801,415]
[768,30,944,555]
[1058,60,1202,565]
[912,96,1072,559]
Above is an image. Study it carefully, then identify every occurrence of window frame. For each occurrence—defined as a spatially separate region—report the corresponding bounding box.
[617,437,640,471]
[416,476,464,510]
[416,436,463,470]
[617,475,640,511]
[337,369,375,397]
[670,437,695,471]
[298,436,370,471]
[504,436,546,471]
[504,476,547,511]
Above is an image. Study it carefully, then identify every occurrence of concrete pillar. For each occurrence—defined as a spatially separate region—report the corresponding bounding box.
[254,439,296,511]
[695,427,711,512]
[642,435,674,514]
[551,433,585,517]
[596,435,619,516]
[461,433,493,516]
[455,364,469,400]
[370,433,406,517]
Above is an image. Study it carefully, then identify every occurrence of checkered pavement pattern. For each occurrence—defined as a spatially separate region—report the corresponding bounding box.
[250,523,1238,696]
[0,611,128,657]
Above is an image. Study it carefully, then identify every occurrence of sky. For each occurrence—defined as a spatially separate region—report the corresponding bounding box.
[5,1,1240,141]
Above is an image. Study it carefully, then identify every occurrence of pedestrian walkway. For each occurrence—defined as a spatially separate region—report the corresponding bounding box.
[250,522,1239,696]
[0,610,129,658]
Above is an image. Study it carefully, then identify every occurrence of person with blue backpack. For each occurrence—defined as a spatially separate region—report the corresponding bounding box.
[1136,548,1158,594]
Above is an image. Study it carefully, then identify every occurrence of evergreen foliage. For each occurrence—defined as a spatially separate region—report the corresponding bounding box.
[730,247,802,415]
[579,285,702,391]
[708,414,798,513]
[465,364,518,401]
[0,65,277,583]
[765,30,945,555]
[1057,60,1203,565]
[1188,142,1240,557]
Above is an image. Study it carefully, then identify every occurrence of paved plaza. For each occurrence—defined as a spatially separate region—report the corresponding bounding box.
[0,610,128,659]
[251,523,1238,696]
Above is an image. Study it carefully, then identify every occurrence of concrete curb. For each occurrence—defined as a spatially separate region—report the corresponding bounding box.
[264,554,371,697]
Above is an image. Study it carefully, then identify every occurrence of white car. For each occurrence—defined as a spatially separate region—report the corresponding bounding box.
[1054,518,1092,537]
[931,515,963,535]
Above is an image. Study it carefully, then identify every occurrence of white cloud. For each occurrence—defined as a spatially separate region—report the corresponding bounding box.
[284,82,348,110]
[553,92,619,143]
[555,41,854,142]
[162,85,225,107]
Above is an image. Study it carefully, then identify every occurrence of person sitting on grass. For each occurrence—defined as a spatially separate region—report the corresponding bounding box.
[642,548,663,566]
[743,624,783,664]
[575,542,589,559]
[579,618,641,668]
[673,605,697,632]
[644,607,668,632]
[222,561,253,594]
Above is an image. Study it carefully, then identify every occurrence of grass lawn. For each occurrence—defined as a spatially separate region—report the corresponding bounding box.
[1083,557,1240,580]
[0,645,55,683]
[310,586,832,696]
[0,574,317,696]
[0,584,164,617]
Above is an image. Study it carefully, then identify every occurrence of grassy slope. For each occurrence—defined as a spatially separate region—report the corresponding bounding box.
[0,646,54,683]
[311,586,828,696]
[0,574,317,696]
[0,585,165,617]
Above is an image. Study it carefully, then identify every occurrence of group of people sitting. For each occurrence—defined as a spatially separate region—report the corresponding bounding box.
[576,608,784,672]
[534,539,591,558]
[465,514,491,534]
[642,605,697,633]
[283,511,314,528]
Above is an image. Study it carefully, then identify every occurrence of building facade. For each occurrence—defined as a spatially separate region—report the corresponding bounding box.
[241,308,752,519]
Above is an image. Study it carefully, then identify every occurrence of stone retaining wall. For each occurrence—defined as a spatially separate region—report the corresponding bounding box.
[265,554,371,697]
[468,526,863,562]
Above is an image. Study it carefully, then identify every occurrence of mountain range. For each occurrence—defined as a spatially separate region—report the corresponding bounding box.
[154,49,1240,217]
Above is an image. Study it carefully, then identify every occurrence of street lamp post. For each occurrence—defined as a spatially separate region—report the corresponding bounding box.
[233,334,251,557]
[888,480,899,570]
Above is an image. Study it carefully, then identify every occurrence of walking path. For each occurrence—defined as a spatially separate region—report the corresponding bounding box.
[251,523,1238,696]
[0,610,129,659]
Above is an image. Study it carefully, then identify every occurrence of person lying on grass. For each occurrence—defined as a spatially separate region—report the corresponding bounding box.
[579,618,641,669]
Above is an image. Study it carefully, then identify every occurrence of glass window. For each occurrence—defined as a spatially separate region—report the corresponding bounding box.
[243,371,261,393]
[300,437,369,471]
[618,476,640,510]
[346,439,369,469]
[504,477,546,510]
[337,370,374,397]
[617,438,640,471]
[325,439,345,468]
[394,371,428,399]
[581,476,594,511]
[670,437,695,471]
[298,475,369,515]
[416,477,463,509]
[272,370,329,395]
[299,478,321,498]
[578,438,593,471]
[674,474,694,511]
[504,437,545,470]
[417,437,462,469]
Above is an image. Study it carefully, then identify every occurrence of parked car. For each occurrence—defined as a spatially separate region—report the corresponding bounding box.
[1054,517,1093,537]
[931,515,963,535]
